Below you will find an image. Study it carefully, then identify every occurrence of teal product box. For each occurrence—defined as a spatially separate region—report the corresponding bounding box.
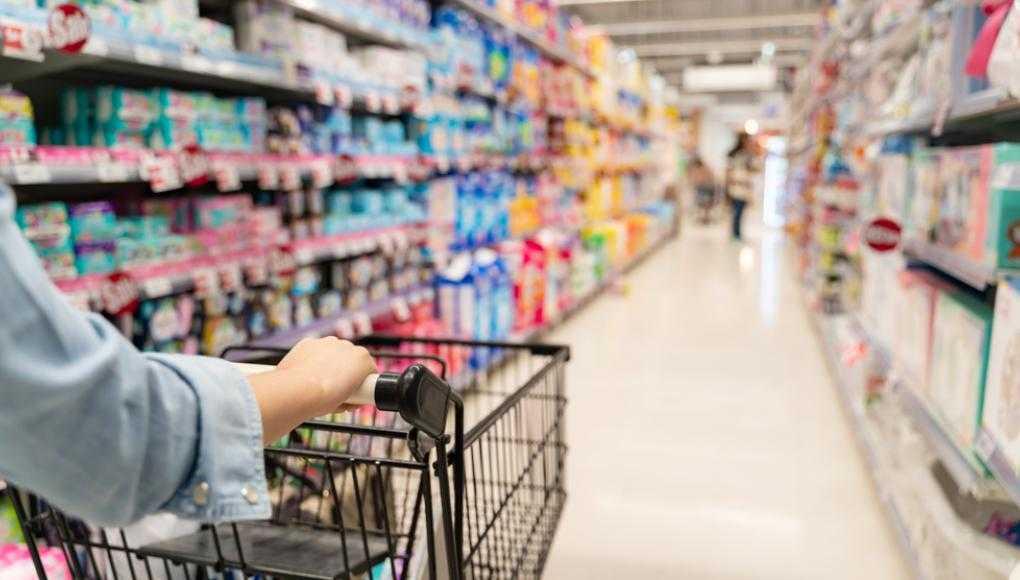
[986,143,1020,269]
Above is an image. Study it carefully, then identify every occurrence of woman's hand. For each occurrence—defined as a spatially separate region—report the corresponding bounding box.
[276,337,377,415]
[246,337,378,443]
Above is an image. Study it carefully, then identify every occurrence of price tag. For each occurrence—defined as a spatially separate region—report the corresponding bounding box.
[48,3,90,53]
[364,91,381,113]
[213,161,242,192]
[353,312,373,336]
[1,21,46,62]
[243,259,269,286]
[269,250,295,275]
[279,164,301,191]
[334,155,359,183]
[257,164,278,190]
[220,264,243,293]
[96,162,129,183]
[101,272,140,316]
[177,144,209,188]
[310,160,333,188]
[393,161,408,184]
[315,81,334,106]
[334,318,355,339]
[84,35,108,56]
[335,85,353,109]
[382,93,399,115]
[192,268,218,298]
[13,163,51,184]
[333,243,353,259]
[181,53,213,73]
[143,155,182,193]
[133,44,164,66]
[392,297,411,321]
[142,276,173,299]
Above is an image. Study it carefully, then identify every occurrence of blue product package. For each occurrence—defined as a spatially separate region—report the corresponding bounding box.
[75,241,117,275]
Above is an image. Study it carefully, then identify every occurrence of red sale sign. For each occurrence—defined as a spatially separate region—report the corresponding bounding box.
[48,3,90,53]
[864,217,902,253]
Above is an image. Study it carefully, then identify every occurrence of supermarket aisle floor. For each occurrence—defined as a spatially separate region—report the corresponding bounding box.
[542,223,911,580]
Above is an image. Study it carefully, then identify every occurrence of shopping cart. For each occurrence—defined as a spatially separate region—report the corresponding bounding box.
[5,336,569,580]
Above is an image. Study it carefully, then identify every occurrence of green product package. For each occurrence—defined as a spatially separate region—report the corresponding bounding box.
[986,143,1020,269]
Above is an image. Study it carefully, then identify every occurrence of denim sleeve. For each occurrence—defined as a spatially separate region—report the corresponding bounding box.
[0,184,269,526]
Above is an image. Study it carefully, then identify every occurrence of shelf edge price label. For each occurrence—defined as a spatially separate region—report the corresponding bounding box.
[364,91,381,113]
[12,163,51,184]
[334,85,353,109]
[334,318,355,340]
[2,20,46,61]
[310,160,333,188]
[96,162,129,183]
[314,81,334,106]
[382,93,399,115]
[48,3,89,53]
[141,276,173,299]
[178,144,210,188]
[863,217,902,253]
[101,272,140,316]
[213,161,242,192]
[142,154,182,193]
[391,297,411,321]
[192,268,219,298]
[278,164,301,191]
[257,164,278,190]
[353,312,373,336]
[333,154,359,184]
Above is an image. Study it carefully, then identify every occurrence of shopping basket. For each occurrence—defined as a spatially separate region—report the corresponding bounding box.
[5,336,569,580]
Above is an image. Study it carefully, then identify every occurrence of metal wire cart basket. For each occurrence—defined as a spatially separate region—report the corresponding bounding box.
[5,336,569,580]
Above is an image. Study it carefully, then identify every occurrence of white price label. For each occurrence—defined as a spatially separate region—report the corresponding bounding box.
[142,276,173,298]
[133,44,164,66]
[84,36,108,56]
[333,243,353,258]
[392,298,411,321]
[335,85,353,109]
[382,94,399,114]
[353,312,373,336]
[192,268,219,297]
[311,160,333,188]
[334,318,355,339]
[143,156,182,193]
[13,163,51,184]
[214,162,242,192]
[279,165,301,191]
[315,81,334,106]
[181,53,213,72]
[220,265,243,292]
[364,92,381,113]
[96,162,129,183]
[257,164,278,190]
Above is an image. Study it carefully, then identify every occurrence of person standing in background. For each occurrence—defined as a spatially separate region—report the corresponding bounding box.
[687,156,716,224]
[726,132,757,240]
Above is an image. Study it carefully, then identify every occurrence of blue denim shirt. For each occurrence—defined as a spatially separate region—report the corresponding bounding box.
[0,183,269,526]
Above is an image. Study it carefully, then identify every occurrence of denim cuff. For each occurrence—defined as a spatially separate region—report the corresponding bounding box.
[149,354,271,522]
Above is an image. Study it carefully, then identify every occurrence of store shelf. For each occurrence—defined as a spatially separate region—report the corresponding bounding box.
[248,284,433,349]
[280,0,427,50]
[288,223,428,266]
[0,147,431,188]
[977,429,1020,511]
[896,383,1003,500]
[864,89,1020,138]
[0,35,309,100]
[444,0,594,78]
[901,239,999,291]
[808,311,929,580]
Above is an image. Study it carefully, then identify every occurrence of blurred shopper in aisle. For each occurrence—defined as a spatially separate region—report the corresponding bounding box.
[726,132,758,240]
[687,156,717,224]
[0,182,376,526]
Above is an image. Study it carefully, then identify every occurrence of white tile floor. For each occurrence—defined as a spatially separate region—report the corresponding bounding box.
[541,222,913,579]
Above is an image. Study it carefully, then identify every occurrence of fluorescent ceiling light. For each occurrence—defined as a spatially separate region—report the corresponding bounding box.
[633,37,813,57]
[601,13,818,36]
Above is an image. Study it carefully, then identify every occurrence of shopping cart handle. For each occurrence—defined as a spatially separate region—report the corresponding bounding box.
[231,363,379,406]
[231,362,451,437]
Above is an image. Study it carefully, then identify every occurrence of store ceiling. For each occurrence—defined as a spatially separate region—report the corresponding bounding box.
[562,0,821,92]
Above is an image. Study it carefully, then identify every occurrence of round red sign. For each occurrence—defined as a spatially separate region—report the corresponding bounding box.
[864,217,902,253]
[48,3,90,54]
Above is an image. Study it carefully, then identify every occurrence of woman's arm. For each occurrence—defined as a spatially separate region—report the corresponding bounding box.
[0,184,372,526]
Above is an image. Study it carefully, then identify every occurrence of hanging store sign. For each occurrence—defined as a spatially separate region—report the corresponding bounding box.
[48,3,90,54]
[864,217,902,253]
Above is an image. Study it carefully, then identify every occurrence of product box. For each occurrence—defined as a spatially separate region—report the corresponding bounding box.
[982,278,1020,476]
[928,289,994,463]
[936,145,993,262]
[984,143,1020,269]
[894,270,945,392]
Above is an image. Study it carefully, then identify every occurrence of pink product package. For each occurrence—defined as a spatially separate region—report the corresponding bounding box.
[0,544,71,580]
